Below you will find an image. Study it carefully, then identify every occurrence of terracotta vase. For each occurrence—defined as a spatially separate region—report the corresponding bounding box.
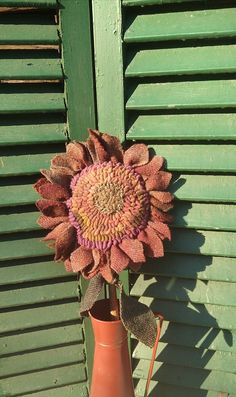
[89,299,135,397]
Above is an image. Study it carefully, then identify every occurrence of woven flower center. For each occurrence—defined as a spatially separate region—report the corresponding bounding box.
[67,162,150,251]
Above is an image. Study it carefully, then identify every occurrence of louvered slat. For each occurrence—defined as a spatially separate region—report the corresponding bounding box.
[26,384,88,397]
[0,183,39,207]
[0,1,58,6]
[1,152,58,176]
[124,8,236,42]
[0,58,63,80]
[0,235,53,261]
[123,0,208,4]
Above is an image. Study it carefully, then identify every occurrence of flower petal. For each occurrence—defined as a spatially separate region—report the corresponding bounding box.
[36,199,68,217]
[70,246,93,272]
[38,182,70,201]
[51,154,81,173]
[150,191,173,203]
[37,215,68,229]
[100,264,116,284]
[123,144,149,167]
[149,220,171,240]
[110,245,130,273]
[33,177,48,193]
[64,259,73,272]
[54,224,76,261]
[102,133,124,163]
[151,207,173,224]
[119,238,145,263]
[41,168,72,187]
[138,227,164,258]
[44,222,70,242]
[66,141,92,166]
[87,129,110,163]
[150,196,174,212]
[135,156,164,177]
[145,171,172,191]
[129,261,143,272]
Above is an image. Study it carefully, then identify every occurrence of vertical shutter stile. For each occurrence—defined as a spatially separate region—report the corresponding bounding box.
[122,0,236,396]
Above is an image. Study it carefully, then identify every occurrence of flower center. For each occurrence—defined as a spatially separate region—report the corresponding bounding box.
[67,162,150,251]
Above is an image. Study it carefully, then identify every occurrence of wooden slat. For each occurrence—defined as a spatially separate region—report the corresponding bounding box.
[0,324,83,356]
[167,229,236,257]
[126,80,236,110]
[0,16,59,45]
[159,321,236,352]
[0,152,56,176]
[173,202,236,231]
[126,114,236,141]
[133,342,236,373]
[131,275,236,306]
[0,58,62,80]
[0,183,39,207]
[139,297,236,329]
[151,145,236,172]
[0,235,52,261]
[0,302,80,333]
[135,380,226,397]
[123,0,206,5]
[139,254,236,282]
[124,8,236,43]
[170,175,236,203]
[133,361,236,394]
[0,211,40,234]
[0,87,65,113]
[1,344,84,378]
[0,280,77,309]
[26,384,88,397]
[0,122,66,146]
[0,0,58,6]
[126,46,236,77]
[0,364,87,396]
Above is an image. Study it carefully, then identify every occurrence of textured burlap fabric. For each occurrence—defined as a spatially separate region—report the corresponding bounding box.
[80,274,105,316]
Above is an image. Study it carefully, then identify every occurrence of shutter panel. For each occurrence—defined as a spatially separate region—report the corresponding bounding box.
[0,2,95,396]
[93,0,236,396]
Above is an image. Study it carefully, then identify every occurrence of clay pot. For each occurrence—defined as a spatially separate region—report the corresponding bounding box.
[89,299,135,397]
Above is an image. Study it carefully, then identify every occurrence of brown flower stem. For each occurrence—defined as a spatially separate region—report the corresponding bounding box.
[109,284,119,320]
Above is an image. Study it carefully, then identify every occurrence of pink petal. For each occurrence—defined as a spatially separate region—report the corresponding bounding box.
[123,144,149,167]
[119,238,145,263]
[110,245,130,273]
[51,153,82,173]
[145,171,172,191]
[66,141,92,166]
[36,199,68,217]
[100,264,116,284]
[33,177,48,193]
[64,259,73,272]
[44,222,70,242]
[38,182,70,201]
[149,220,171,241]
[41,168,72,187]
[150,191,173,203]
[87,129,109,163]
[138,227,164,258]
[135,156,164,177]
[129,261,143,272]
[151,207,173,224]
[150,196,174,212]
[37,215,68,229]
[102,133,124,163]
[70,246,93,272]
[54,224,76,261]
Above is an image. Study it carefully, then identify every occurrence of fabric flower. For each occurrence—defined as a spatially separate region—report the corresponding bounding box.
[34,129,173,284]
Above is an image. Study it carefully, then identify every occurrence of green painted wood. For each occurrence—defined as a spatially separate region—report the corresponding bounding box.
[133,342,236,373]
[138,254,236,282]
[0,58,62,80]
[124,8,236,43]
[92,0,125,140]
[0,364,87,396]
[139,297,236,329]
[26,384,88,397]
[60,0,96,141]
[126,80,236,110]
[126,46,236,77]
[0,18,59,45]
[173,202,236,231]
[133,361,236,394]
[126,114,236,141]
[0,87,64,113]
[0,121,66,146]
[151,145,236,172]
[159,321,236,352]
[0,302,80,333]
[167,229,236,257]
[0,280,77,309]
[135,380,227,397]
[0,0,58,6]
[0,324,83,356]
[0,211,40,234]
[0,235,53,261]
[170,175,236,203]
[0,258,72,285]
[0,183,40,207]
[1,344,84,378]
[131,275,236,306]
[0,152,56,176]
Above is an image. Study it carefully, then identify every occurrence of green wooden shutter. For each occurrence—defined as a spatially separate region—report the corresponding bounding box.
[93,0,236,395]
[0,2,95,396]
